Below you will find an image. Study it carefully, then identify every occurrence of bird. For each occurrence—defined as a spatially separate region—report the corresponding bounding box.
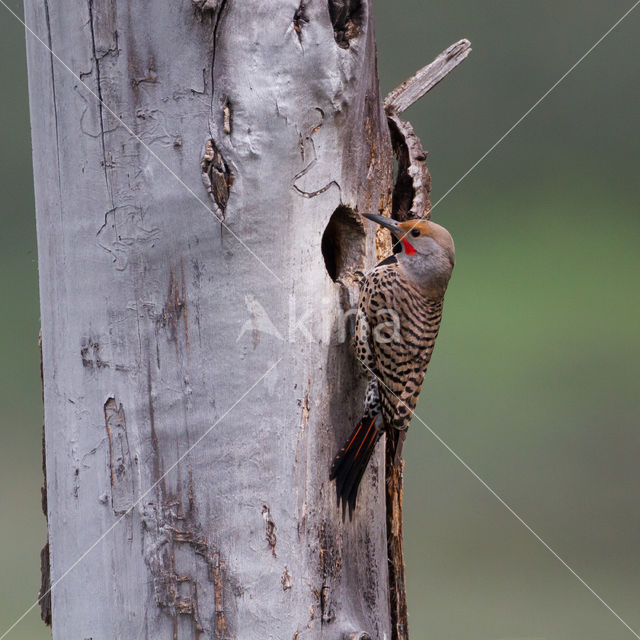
[330,212,455,518]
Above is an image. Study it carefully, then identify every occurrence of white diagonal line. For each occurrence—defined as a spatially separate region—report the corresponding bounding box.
[0,358,282,640]
[432,0,640,211]
[0,0,283,284]
[357,356,640,640]
[388,0,640,246]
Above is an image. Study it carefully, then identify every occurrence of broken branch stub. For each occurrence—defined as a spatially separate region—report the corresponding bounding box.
[384,39,471,116]
[384,39,471,222]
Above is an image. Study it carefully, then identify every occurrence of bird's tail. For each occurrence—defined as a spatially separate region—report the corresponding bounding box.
[330,415,382,519]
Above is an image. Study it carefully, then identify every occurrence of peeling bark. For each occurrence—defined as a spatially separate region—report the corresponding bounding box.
[38,332,51,627]
[388,114,432,222]
[104,397,135,515]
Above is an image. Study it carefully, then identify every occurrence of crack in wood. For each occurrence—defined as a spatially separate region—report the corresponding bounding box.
[87,0,118,198]
[292,112,342,200]
[262,505,277,558]
[293,179,341,199]
[317,522,338,626]
[296,377,311,539]
[158,256,189,351]
[281,566,293,590]
[293,2,309,44]
[104,396,135,515]
[96,204,160,271]
[206,0,229,187]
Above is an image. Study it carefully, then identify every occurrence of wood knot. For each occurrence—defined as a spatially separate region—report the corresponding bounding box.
[201,139,233,220]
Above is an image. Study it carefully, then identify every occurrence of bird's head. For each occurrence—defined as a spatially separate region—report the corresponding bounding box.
[362,213,455,293]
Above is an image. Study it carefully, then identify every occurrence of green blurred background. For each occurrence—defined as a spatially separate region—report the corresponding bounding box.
[1,1,639,638]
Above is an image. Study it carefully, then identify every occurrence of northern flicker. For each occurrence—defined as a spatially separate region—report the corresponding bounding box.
[330,213,455,517]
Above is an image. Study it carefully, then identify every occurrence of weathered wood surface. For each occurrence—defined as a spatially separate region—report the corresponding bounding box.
[25,0,396,637]
[384,39,471,115]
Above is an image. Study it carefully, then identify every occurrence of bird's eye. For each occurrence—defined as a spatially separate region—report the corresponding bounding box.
[410,228,420,238]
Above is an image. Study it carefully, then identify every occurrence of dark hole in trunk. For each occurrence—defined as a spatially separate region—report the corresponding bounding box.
[322,205,365,282]
[328,0,363,49]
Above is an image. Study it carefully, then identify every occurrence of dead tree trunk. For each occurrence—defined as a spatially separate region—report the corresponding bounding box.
[25,0,468,636]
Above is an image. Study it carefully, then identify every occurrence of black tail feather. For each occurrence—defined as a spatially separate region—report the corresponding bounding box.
[330,416,382,519]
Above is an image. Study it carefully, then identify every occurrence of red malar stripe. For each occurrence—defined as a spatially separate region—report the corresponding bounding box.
[401,237,417,255]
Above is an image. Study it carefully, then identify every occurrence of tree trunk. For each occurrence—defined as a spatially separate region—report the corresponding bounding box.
[26,0,395,637]
[26,0,470,634]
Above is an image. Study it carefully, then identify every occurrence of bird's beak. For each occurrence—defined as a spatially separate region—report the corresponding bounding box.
[361,213,401,236]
